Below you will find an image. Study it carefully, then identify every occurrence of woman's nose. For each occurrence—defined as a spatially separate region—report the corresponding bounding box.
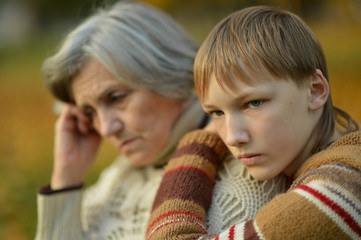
[97,109,123,138]
[224,113,250,147]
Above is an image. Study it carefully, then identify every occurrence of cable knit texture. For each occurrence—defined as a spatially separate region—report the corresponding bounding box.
[146,130,361,240]
[206,155,288,234]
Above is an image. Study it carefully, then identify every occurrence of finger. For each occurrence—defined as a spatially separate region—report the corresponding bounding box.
[66,105,92,134]
[59,104,82,122]
[56,104,76,130]
[74,108,91,124]
[77,118,90,135]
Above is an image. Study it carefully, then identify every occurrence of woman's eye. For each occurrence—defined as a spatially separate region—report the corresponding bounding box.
[110,92,127,102]
[248,100,263,108]
[211,110,224,118]
[83,107,94,119]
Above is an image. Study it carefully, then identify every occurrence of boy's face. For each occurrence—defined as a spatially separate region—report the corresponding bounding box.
[202,73,317,180]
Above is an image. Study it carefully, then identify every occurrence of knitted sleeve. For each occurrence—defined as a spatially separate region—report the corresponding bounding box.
[146,130,228,240]
[148,166,361,240]
[35,190,85,240]
[147,131,361,240]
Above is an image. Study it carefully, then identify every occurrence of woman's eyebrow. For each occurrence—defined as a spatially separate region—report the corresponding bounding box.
[77,85,121,109]
[98,84,129,102]
[98,86,118,100]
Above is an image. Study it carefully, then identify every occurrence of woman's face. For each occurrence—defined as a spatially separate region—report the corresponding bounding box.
[72,58,185,166]
[202,73,320,180]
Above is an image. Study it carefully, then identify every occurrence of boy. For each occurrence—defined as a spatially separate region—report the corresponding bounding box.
[146,6,360,240]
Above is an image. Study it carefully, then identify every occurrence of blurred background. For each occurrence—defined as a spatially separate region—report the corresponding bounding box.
[0,0,360,239]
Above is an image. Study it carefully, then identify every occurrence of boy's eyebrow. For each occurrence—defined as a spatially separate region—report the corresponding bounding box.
[202,94,248,109]
[202,86,273,110]
[202,103,218,109]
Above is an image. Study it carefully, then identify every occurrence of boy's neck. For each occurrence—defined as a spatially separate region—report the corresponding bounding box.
[283,127,321,177]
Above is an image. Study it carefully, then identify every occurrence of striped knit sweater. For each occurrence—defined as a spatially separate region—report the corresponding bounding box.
[146,130,361,240]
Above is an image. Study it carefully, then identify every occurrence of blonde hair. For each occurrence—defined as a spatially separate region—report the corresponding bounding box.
[42,0,199,102]
[194,6,358,154]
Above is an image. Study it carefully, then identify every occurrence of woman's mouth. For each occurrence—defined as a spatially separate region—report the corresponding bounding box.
[118,138,136,153]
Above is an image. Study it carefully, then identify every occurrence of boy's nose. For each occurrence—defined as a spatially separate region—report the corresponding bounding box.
[225,114,249,147]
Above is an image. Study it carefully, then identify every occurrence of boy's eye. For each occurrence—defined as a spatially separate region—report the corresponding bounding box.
[248,100,263,108]
[211,110,224,118]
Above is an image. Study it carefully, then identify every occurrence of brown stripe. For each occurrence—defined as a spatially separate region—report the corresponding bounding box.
[291,163,361,201]
[295,142,361,180]
[244,220,259,239]
[152,168,214,211]
[166,155,218,180]
[172,142,223,166]
[176,130,227,158]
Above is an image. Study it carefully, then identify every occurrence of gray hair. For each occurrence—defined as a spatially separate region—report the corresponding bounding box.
[42,0,199,102]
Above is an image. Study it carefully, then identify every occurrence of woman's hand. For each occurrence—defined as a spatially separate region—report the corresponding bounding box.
[51,104,101,190]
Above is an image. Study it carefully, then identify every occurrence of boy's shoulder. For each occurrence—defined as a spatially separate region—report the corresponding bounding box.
[292,130,361,188]
[329,130,361,149]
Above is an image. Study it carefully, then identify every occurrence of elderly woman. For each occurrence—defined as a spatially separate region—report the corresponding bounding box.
[35,1,287,240]
[35,1,203,239]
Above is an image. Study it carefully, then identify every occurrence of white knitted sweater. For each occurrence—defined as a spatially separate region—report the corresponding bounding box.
[207,154,289,234]
[36,157,289,240]
[36,156,288,240]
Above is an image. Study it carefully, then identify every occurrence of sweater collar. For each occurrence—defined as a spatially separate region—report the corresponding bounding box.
[293,130,361,180]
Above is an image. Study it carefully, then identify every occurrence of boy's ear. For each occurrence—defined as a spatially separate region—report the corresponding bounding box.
[308,69,329,110]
